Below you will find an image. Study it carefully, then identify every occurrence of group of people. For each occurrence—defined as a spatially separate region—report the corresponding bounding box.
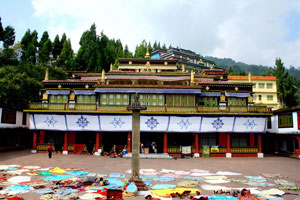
[140,141,157,154]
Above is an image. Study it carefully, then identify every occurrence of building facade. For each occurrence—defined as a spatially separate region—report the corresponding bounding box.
[228,74,280,111]
[25,57,270,158]
[266,106,300,158]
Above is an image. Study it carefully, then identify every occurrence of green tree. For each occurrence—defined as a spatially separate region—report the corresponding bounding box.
[57,39,74,69]
[52,35,60,60]
[60,33,67,52]
[20,29,38,64]
[39,39,52,64]
[124,45,133,58]
[2,26,15,49]
[134,40,147,58]
[76,24,101,72]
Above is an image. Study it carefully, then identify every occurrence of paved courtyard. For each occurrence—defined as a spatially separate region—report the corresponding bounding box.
[0,149,299,200]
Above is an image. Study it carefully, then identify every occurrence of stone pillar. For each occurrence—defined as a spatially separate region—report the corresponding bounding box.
[194,133,200,157]
[296,137,300,158]
[32,131,37,153]
[249,133,255,146]
[94,132,100,156]
[127,132,132,153]
[257,133,263,158]
[226,133,231,158]
[163,132,168,154]
[63,131,68,155]
[40,130,45,144]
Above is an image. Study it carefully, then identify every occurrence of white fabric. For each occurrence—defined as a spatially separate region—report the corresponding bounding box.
[23,166,40,170]
[140,116,169,132]
[201,117,234,132]
[66,114,99,131]
[7,176,31,184]
[100,115,131,131]
[34,114,66,130]
[168,116,201,132]
[205,179,230,184]
[190,169,209,173]
[216,171,242,176]
[160,169,176,173]
[191,172,214,176]
[204,176,227,180]
[234,117,266,132]
[201,184,230,191]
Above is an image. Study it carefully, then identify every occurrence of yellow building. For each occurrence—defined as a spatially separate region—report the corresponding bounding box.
[228,73,280,110]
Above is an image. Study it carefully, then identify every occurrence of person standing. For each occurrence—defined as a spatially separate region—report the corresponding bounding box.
[47,143,53,159]
[140,143,144,154]
[151,141,157,153]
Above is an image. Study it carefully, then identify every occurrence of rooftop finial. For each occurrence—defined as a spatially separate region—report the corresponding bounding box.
[44,68,49,81]
[145,47,150,59]
[110,63,113,71]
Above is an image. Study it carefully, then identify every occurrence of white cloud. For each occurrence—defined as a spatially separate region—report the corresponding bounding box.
[31,0,299,67]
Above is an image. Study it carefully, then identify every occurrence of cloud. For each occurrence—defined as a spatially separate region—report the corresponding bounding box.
[31,0,299,67]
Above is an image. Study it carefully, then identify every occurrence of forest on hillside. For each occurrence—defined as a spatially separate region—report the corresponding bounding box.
[0,19,299,109]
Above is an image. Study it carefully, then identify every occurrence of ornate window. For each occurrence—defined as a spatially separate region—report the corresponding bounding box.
[278,114,293,128]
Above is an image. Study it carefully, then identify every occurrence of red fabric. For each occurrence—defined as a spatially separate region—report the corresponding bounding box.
[74,144,85,154]
[0,176,7,180]
[7,197,24,200]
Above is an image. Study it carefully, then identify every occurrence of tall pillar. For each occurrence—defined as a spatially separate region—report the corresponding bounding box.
[40,130,45,144]
[127,132,132,153]
[31,131,37,153]
[194,133,199,157]
[296,137,300,158]
[226,133,231,158]
[94,132,100,156]
[250,133,255,146]
[257,133,263,158]
[163,132,168,154]
[63,131,68,155]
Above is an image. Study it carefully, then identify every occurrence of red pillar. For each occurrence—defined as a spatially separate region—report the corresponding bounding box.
[40,130,45,144]
[257,133,262,153]
[127,132,132,153]
[95,132,100,151]
[163,132,168,154]
[194,133,199,154]
[63,131,68,153]
[33,131,37,151]
[250,133,255,146]
[296,137,300,156]
[219,133,227,147]
[226,133,231,153]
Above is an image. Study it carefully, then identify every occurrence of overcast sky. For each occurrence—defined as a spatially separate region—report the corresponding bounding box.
[1,0,299,67]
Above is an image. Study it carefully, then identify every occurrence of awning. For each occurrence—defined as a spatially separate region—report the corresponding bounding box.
[199,92,221,97]
[225,92,250,98]
[46,90,70,95]
[74,90,95,95]
[94,88,201,94]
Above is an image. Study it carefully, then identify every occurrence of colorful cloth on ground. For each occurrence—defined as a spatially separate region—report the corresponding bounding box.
[150,188,200,196]
[245,176,268,182]
[7,176,31,184]
[33,188,55,194]
[108,178,125,188]
[56,188,78,196]
[216,171,242,176]
[49,167,65,174]
[190,169,209,173]
[209,196,238,200]
[151,184,176,190]
[37,172,52,176]
[41,175,73,181]
[127,183,138,193]
[191,172,214,176]
[177,180,199,187]
[66,170,88,175]
[274,179,300,190]
[205,176,227,180]
[201,184,231,191]
[154,176,175,182]
[181,176,204,181]
[109,173,126,178]
[7,185,32,192]
[23,166,40,170]
[205,179,230,184]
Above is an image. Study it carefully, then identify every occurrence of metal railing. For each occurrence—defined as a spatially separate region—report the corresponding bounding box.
[28,102,267,113]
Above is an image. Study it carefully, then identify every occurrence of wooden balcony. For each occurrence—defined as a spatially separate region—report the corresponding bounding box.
[28,102,268,113]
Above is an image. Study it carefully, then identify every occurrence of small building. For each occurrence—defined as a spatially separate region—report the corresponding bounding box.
[266,106,300,158]
[0,106,31,151]
[24,55,270,158]
[151,48,215,74]
[228,74,280,111]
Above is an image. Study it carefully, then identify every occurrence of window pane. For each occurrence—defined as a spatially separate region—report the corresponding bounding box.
[258,83,265,88]
[267,95,273,101]
[267,83,273,88]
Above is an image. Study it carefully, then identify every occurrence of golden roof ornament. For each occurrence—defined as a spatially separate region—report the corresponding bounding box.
[248,72,252,83]
[190,70,195,84]
[145,47,150,59]
[101,69,105,83]
[182,64,185,72]
[110,63,113,71]
[85,84,89,89]
[58,84,62,89]
[44,68,49,81]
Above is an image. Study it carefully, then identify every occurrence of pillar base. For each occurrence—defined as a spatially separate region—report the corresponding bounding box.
[94,152,100,156]
[31,150,37,153]
[257,153,264,158]
[193,153,200,158]
[226,153,232,158]
[274,152,278,154]
[63,151,68,155]
[298,155,300,159]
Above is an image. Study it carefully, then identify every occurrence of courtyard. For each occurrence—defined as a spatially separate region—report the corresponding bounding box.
[0,149,299,200]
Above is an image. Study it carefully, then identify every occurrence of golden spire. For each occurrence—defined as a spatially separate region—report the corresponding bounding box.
[44,68,49,81]
[182,64,185,72]
[248,72,252,83]
[101,69,105,83]
[110,63,113,71]
[145,47,150,59]
[191,70,194,84]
